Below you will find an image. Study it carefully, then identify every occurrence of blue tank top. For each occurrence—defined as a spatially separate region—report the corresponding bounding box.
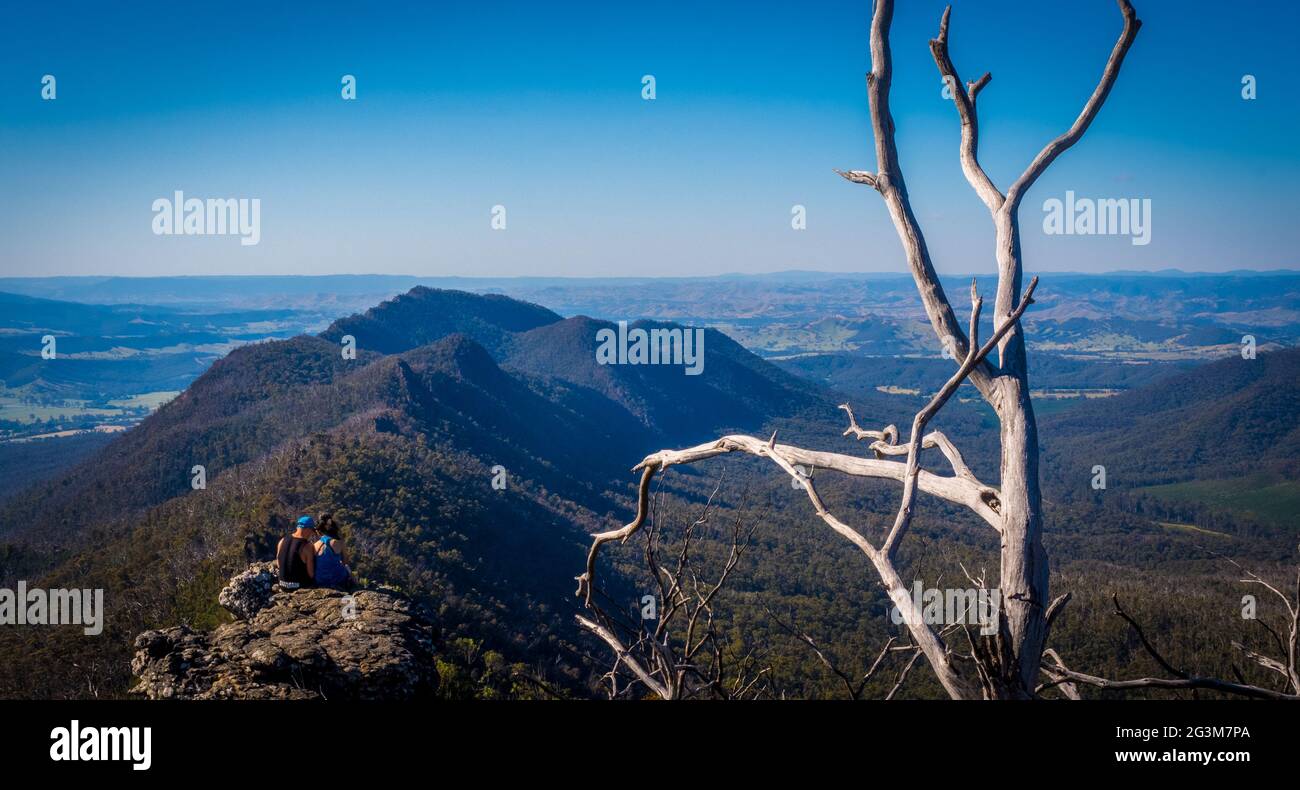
[315,536,349,588]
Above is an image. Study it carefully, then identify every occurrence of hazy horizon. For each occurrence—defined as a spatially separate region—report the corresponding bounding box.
[3,267,1300,282]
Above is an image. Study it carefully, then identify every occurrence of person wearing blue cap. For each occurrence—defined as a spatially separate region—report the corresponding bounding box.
[276,515,318,589]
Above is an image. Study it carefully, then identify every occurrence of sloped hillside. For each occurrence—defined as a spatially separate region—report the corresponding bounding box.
[1042,348,1300,492]
[0,287,825,699]
[504,316,827,443]
[0,336,382,556]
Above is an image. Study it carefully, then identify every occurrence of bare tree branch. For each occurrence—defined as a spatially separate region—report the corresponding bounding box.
[578,0,1145,701]
[576,465,655,605]
[575,614,671,700]
[845,0,997,399]
[1039,648,1082,699]
[1046,562,1300,700]
[577,487,770,699]
[766,606,901,700]
[834,169,880,190]
[886,649,923,700]
[631,436,1002,528]
[1110,595,1189,680]
[1004,0,1143,210]
[1232,641,1290,682]
[882,277,1037,558]
[578,277,1033,699]
[843,407,977,487]
[1040,664,1297,701]
[1042,591,1072,644]
[929,5,1004,212]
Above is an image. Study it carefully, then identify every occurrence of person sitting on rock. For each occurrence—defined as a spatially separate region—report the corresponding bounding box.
[276,515,318,589]
[313,513,353,590]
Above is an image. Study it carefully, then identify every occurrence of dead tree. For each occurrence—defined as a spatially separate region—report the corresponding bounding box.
[576,0,1144,700]
[576,477,772,699]
[1041,559,1300,701]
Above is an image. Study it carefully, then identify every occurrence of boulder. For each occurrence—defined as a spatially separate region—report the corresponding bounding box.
[131,565,439,700]
[217,560,279,621]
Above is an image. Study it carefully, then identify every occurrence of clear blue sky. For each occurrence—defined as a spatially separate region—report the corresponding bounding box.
[1,0,1295,277]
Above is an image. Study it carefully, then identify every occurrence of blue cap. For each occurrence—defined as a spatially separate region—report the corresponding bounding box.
[297,515,316,530]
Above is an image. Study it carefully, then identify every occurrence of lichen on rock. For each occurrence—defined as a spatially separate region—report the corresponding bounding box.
[132,564,439,700]
[216,560,279,621]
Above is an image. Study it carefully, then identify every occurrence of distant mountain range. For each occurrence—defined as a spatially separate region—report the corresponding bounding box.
[3,270,1297,352]
[2,271,1295,448]
[0,282,1296,699]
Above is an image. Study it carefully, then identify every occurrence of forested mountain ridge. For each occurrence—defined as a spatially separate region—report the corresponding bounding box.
[1042,348,1300,490]
[0,287,830,698]
[503,316,827,441]
[0,287,1295,700]
[325,287,830,440]
[0,330,614,697]
[0,286,827,563]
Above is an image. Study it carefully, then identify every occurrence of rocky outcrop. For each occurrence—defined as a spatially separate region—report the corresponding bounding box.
[216,560,279,621]
[132,564,439,700]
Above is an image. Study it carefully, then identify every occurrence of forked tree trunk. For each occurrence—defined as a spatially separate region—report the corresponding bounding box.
[991,212,1049,696]
[577,0,1143,700]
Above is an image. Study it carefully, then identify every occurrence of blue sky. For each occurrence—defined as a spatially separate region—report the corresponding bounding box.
[1,0,1296,277]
